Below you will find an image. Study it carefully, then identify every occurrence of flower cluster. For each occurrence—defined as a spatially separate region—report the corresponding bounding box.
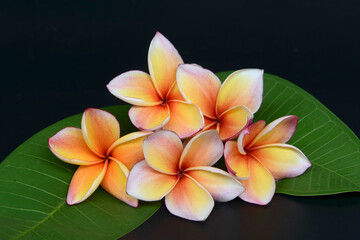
[49,32,311,221]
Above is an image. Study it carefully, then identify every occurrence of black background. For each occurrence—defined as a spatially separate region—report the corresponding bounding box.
[1,0,359,239]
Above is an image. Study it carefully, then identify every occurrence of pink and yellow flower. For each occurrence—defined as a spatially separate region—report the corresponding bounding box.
[176,64,263,141]
[107,32,204,139]
[126,130,244,221]
[224,115,311,205]
[48,108,152,207]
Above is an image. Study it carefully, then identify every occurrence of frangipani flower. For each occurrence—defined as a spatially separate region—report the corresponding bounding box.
[224,115,311,205]
[127,130,244,221]
[107,32,204,139]
[48,108,152,207]
[177,64,263,141]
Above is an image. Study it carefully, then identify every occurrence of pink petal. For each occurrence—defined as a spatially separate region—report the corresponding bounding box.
[129,104,170,131]
[203,117,218,131]
[236,127,251,155]
[81,108,120,157]
[48,127,104,165]
[165,174,214,221]
[166,80,185,101]
[127,160,179,201]
[107,70,162,106]
[249,115,299,149]
[148,32,183,99]
[218,105,253,141]
[239,155,275,205]
[237,120,266,154]
[143,130,183,174]
[216,69,263,116]
[224,141,250,179]
[240,120,266,151]
[107,131,153,170]
[180,130,223,169]
[185,166,245,202]
[177,64,221,119]
[101,159,138,207]
[250,143,311,180]
[163,100,204,139]
[67,161,108,205]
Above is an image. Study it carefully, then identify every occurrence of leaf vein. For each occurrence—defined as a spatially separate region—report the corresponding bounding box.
[0,205,48,215]
[0,179,63,200]
[13,202,66,240]
[7,165,69,185]
[311,161,360,188]
[18,152,73,173]
[0,191,56,209]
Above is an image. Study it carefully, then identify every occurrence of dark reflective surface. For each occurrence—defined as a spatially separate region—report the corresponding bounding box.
[123,193,360,240]
[1,1,359,239]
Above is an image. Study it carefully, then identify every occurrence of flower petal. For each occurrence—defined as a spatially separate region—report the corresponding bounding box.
[203,117,217,131]
[249,115,299,149]
[49,127,104,165]
[127,160,179,201]
[166,80,185,101]
[224,141,250,179]
[143,130,183,174]
[163,100,204,139]
[218,105,253,141]
[236,127,251,155]
[107,70,162,106]
[239,155,275,205]
[165,174,214,221]
[101,159,138,207]
[129,104,170,131]
[186,166,245,202]
[240,120,266,151]
[82,108,120,157]
[250,143,311,180]
[216,69,263,116]
[67,161,108,205]
[148,32,183,99]
[177,64,221,119]
[180,130,223,169]
[107,131,153,170]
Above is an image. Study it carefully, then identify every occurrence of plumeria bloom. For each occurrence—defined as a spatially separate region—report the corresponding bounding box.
[48,108,152,207]
[127,130,244,221]
[107,32,204,139]
[224,115,311,205]
[176,64,264,141]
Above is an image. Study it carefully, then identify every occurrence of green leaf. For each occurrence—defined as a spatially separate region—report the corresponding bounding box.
[217,71,360,196]
[0,106,161,240]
